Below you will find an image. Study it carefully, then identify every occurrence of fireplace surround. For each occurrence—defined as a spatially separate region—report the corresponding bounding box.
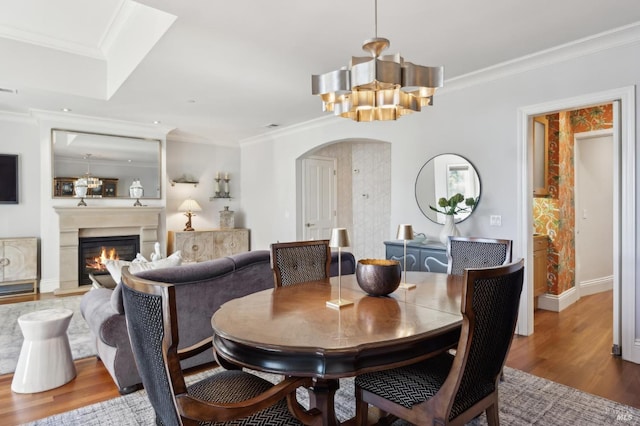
[54,207,162,295]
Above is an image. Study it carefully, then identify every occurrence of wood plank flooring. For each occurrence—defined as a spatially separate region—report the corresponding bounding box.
[1,290,639,425]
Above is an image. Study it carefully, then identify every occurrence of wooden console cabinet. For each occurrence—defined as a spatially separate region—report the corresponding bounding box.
[0,237,38,297]
[168,229,249,263]
[384,240,448,273]
[533,234,549,308]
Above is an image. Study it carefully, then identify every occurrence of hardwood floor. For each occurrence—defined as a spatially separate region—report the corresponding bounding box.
[1,290,640,424]
[506,290,640,408]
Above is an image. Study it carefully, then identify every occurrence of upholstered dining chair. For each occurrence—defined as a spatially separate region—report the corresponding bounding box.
[120,266,316,426]
[446,236,512,275]
[354,259,525,426]
[271,239,331,287]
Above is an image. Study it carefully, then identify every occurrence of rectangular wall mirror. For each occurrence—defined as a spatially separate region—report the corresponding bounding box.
[533,116,549,197]
[51,129,161,199]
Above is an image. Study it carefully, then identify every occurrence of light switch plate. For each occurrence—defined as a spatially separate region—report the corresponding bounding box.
[490,215,502,226]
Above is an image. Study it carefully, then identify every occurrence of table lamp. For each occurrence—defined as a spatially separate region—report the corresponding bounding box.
[326,228,354,309]
[178,198,202,231]
[396,224,416,289]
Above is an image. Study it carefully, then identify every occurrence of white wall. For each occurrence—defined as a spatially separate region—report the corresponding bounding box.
[165,139,241,233]
[0,114,40,238]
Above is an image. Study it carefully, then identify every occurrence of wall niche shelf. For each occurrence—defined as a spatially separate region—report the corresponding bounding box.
[210,195,232,201]
[170,180,199,187]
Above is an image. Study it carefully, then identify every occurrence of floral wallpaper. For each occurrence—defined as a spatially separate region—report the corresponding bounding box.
[533,104,612,295]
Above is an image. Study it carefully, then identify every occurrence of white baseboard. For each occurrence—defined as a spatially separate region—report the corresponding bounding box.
[39,278,59,294]
[579,275,613,296]
[537,287,579,312]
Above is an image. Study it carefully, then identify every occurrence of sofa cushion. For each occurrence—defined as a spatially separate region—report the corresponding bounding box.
[109,251,183,314]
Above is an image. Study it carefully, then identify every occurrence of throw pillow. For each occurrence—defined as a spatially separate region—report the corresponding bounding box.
[108,251,183,314]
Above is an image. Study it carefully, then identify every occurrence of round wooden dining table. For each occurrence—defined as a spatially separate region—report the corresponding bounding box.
[211,271,464,426]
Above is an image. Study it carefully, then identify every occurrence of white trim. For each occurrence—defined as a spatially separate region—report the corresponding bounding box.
[537,287,579,312]
[579,276,614,296]
[517,86,637,363]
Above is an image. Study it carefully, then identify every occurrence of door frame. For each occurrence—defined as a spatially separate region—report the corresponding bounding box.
[516,86,637,362]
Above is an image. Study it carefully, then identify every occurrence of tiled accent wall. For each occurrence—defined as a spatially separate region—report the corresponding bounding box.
[313,141,391,260]
[352,143,391,260]
[533,104,613,295]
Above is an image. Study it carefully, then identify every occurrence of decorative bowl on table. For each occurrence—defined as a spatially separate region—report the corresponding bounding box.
[355,259,402,296]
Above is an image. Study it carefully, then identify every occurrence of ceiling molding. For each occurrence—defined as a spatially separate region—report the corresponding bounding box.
[0,23,104,59]
[240,21,640,146]
[30,109,175,138]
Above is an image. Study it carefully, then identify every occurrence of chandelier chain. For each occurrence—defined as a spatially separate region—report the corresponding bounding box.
[374,0,378,38]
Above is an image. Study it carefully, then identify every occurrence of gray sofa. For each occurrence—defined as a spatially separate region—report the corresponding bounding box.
[80,249,356,394]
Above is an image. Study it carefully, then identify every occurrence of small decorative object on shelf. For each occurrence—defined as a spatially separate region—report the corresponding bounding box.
[170,174,198,187]
[212,171,231,199]
[219,206,235,229]
[74,178,88,206]
[129,179,144,206]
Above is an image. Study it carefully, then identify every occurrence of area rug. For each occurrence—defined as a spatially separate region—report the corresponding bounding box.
[24,367,640,425]
[0,295,96,375]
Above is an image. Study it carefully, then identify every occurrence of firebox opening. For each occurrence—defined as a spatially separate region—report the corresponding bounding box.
[78,235,140,286]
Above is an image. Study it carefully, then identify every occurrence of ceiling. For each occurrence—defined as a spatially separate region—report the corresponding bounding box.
[1,0,640,145]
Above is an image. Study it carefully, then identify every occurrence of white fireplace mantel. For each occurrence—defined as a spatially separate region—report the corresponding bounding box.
[54,206,163,294]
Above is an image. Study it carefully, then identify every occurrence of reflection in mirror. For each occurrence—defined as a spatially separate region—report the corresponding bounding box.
[51,129,161,199]
[415,154,481,224]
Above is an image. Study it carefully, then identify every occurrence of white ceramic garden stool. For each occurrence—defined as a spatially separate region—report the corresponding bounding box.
[11,308,77,393]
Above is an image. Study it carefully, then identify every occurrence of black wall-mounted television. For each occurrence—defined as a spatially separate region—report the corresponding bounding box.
[0,154,18,204]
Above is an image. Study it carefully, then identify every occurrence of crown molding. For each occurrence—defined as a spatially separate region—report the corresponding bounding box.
[30,109,174,138]
[241,21,640,146]
[442,21,640,94]
[0,110,36,125]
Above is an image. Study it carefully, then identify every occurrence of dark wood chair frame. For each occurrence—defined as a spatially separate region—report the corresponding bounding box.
[446,236,513,275]
[270,239,331,288]
[121,267,321,426]
[355,260,525,426]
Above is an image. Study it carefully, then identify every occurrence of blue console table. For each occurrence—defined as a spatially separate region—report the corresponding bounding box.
[384,240,448,273]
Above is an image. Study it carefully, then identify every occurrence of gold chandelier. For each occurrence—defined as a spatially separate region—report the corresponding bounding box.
[311,0,443,122]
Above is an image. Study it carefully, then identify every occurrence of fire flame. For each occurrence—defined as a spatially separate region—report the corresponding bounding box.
[87,247,120,271]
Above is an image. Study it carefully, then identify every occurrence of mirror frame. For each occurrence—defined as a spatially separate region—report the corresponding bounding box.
[533,115,549,196]
[415,153,481,224]
[51,129,162,200]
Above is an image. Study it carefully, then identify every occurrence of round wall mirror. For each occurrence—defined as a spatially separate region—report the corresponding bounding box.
[415,153,481,224]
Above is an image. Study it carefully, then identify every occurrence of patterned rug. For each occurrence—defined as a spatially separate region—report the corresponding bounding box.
[0,295,96,374]
[23,366,640,425]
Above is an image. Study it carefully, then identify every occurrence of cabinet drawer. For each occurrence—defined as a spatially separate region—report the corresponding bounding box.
[385,245,421,271]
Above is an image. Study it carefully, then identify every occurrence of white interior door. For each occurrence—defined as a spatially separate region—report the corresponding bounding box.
[574,132,614,299]
[302,157,336,240]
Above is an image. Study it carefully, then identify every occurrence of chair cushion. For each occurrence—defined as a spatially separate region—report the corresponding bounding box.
[355,352,454,409]
[188,370,302,425]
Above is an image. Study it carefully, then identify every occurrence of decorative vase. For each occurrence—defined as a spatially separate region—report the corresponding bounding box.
[219,206,235,229]
[439,215,460,245]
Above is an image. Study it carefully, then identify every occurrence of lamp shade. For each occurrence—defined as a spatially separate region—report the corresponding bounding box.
[396,224,414,240]
[178,199,202,213]
[329,228,351,248]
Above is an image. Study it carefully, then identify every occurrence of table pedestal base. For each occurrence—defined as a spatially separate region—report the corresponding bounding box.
[308,378,340,426]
